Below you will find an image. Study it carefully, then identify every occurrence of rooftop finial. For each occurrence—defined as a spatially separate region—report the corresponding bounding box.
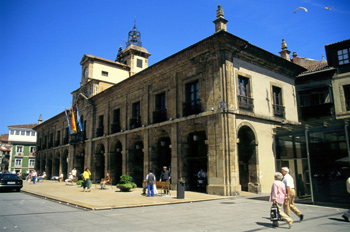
[216,5,224,18]
[126,19,142,47]
[281,39,287,50]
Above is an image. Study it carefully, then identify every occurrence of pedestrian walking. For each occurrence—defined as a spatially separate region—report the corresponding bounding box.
[146,170,156,197]
[269,172,293,228]
[82,168,91,192]
[281,167,304,221]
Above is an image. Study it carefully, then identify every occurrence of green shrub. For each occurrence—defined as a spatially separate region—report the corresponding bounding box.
[117,174,136,192]
[76,180,92,187]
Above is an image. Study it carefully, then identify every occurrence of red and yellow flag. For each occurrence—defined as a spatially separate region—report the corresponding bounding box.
[71,106,77,133]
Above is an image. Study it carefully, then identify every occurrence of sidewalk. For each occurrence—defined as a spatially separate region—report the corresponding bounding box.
[21,180,232,210]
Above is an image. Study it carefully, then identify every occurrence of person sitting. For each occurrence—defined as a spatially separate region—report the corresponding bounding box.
[65,172,74,185]
[100,173,111,189]
[58,172,64,182]
[37,172,47,182]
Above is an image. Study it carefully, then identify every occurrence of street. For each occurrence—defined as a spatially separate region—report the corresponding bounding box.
[0,192,349,232]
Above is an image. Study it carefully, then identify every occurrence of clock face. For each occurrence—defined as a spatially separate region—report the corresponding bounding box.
[84,67,88,78]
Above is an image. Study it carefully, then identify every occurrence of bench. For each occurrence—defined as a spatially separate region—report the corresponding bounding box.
[101,178,113,189]
[66,177,78,185]
[155,181,170,195]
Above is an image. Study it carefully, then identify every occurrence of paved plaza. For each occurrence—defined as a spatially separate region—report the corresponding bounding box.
[0,181,349,231]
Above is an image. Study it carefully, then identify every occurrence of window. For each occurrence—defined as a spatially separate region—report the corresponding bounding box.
[273,86,285,117]
[15,158,22,167]
[15,130,19,135]
[111,109,121,133]
[237,75,253,111]
[299,87,331,107]
[26,131,30,136]
[31,131,36,136]
[183,80,201,116]
[154,92,167,123]
[29,159,35,167]
[155,92,166,111]
[137,59,143,68]
[102,71,108,77]
[21,131,25,136]
[338,48,349,65]
[344,85,350,111]
[10,130,14,135]
[30,146,36,153]
[130,102,141,129]
[97,115,104,137]
[16,146,23,153]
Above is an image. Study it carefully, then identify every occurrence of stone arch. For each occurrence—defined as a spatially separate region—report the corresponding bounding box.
[237,122,260,193]
[61,149,69,177]
[74,144,85,176]
[52,151,60,177]
[180,122,208,192]
[110,139,123,184]
[149,128,172,179]
[46,152,53,179]
[93,142,105,183]
[126,133,144,187]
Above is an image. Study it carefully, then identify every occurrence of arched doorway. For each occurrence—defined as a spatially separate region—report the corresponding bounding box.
[237,125,258,193]
[74,148,85,177]
[184,126,208,193]
[155,137,171,180]
[46,153,53,179]
[52,152,60,177]
[129,141,144,187]
[94,143,105,183]
[61,149,68,178]
[110,140,122,185]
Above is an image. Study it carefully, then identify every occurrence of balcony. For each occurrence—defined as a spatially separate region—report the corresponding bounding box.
[273,104,285,118]
[54,140,60,147]
[183,99,201,117]
[63,137,69,145]
[111,122,121,134]
[70,131,86,144]
[300,103,333,120]
[238,95,254,111]
[129,116,141,129]
[96,127,104,137]
[153,109,167,124]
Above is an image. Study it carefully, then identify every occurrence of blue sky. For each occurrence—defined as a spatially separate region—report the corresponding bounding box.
[1,0,349,135]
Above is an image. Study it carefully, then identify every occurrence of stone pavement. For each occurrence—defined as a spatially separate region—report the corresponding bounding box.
[21,180,236,210]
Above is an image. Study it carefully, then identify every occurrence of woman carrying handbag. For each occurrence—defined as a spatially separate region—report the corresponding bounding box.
[269,172,293,229]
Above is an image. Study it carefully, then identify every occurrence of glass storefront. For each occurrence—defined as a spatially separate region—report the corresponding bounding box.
[275,121,350,205]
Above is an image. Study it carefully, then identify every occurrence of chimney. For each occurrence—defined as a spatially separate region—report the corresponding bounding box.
[279,39,291,61]
[38,114,42,124]
[292,52,298,64]
[213,5,228,33]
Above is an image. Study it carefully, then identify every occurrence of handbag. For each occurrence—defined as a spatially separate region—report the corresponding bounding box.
[270,203,280,221]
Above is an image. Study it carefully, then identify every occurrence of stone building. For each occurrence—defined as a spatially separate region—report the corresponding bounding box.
[34,6,305,195]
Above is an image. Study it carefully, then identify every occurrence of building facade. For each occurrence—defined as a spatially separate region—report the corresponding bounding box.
[0,134,11,172]
[34,6,305,195]
[275,39,350,205]
[8,124,37,174]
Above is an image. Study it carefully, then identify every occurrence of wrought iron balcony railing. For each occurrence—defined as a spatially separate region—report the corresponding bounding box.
[273,104,285,118]
[153,109,167,124]
[129,116,141,130]
[111,122,121,134]
[183,99,201,117]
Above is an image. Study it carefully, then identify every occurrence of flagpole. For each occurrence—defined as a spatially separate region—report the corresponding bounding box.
[64,109,71,134]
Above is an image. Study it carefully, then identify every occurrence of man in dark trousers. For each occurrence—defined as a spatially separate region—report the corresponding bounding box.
[146,170,156,197]
[159,166,171,194]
